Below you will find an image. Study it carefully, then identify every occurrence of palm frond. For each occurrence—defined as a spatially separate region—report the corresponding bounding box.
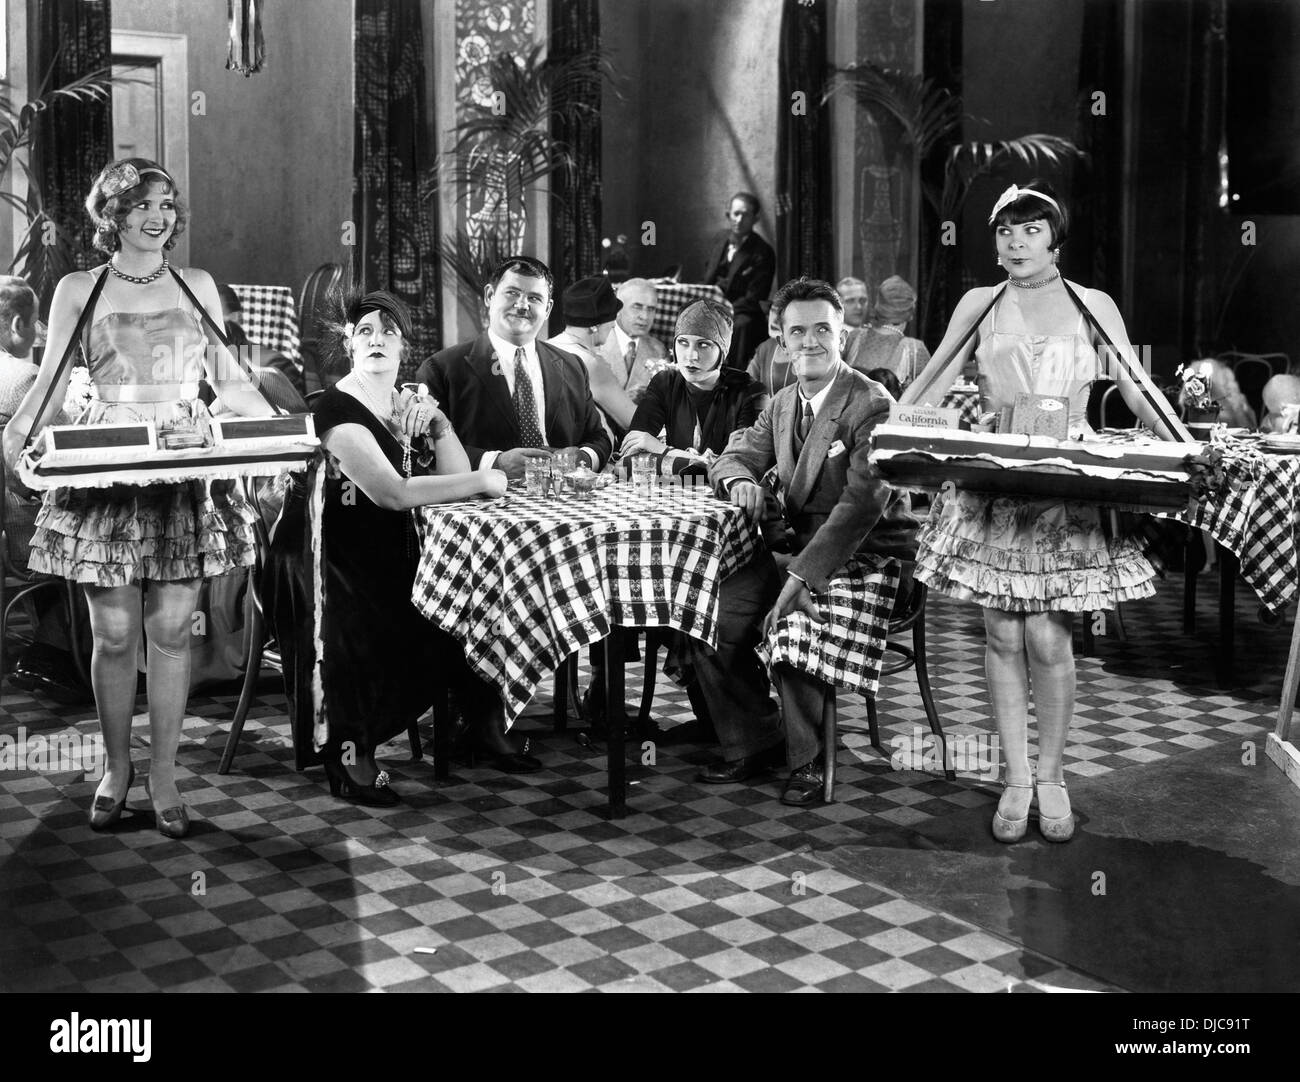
[824,63,964,162]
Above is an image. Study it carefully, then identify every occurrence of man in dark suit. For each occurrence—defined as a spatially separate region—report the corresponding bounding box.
[415,257,611,773]
[689,277,917,806]
[703,191,776,370]
[416,255,611,479]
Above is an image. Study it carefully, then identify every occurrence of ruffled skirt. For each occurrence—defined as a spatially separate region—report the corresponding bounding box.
[27,479,257,587]
[915,489,1156,613]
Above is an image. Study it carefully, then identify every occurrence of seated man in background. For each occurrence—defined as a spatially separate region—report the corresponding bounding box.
[844,275,931,391]
[687,277,917,807]
[704,191,775,370]
[596,277,669,407]
[836,276,870,329]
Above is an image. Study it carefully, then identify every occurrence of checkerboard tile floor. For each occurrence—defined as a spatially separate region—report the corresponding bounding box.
[0,575,1289,992]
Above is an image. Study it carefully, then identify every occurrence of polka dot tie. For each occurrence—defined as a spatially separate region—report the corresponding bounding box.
[513,347,545,447]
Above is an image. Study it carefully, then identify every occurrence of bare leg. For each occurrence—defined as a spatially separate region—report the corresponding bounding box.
[1025,610,1076,820]
[984,608,1033,821]
[84,585,144,805]
[141,579,203,813]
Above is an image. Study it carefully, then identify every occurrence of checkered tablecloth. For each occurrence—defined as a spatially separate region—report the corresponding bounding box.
[757,555,901,697]
[939,385,981,425]
[231,284,301,363]
[647,280,732,348]
[412,478,760,725]
[1183,441,1300,613]
[1093,430,1300,613]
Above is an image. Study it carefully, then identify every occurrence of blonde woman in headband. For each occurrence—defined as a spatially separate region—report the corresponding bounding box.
[2,158,275,839]
[900,179,1190,844]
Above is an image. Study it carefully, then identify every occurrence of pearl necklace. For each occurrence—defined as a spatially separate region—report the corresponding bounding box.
[109,258,169,284]
[1008,271,1061,290]
[345,374,412,476]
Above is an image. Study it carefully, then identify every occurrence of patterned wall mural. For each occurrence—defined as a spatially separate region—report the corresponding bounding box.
[851,0,921,300]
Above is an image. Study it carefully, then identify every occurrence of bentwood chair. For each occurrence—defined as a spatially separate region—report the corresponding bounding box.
[822,563,953,803]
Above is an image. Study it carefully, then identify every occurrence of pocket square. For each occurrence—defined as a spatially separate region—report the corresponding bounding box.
[827,439,847,459]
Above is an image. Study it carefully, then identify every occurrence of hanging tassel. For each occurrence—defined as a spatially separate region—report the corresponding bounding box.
[226,0,267,77]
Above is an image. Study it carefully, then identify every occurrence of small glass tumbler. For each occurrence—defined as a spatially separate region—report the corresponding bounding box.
[631,452,656,496]
[524,457,551,496]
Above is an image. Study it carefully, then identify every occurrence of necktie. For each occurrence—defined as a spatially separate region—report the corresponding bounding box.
[795,400,813,455]
[623,338,637,384]
[513,347,545,447]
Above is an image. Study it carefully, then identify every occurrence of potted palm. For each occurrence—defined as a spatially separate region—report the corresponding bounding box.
[825,62,1086,344]
[432,42,613,323]
[1,69,113,308]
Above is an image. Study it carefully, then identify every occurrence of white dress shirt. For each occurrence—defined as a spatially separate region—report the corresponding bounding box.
[483,331,598,469]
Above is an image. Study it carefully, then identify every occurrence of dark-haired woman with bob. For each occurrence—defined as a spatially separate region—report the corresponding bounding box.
[2,158,276,838]
[262,290,507,806]
[900,179,1189,844]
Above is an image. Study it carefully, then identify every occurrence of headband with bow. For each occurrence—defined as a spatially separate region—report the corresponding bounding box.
[987,184,1062,224]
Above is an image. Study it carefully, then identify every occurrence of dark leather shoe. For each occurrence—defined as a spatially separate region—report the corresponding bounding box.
[697,745,784,784]
[780,762,826,807]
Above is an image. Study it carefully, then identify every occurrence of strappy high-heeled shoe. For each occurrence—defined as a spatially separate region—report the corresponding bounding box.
[89,762,135,830]
[1035,779,1075,842]
[144,776,190,839]
[322,756,401,807]
[991,781,1033,843]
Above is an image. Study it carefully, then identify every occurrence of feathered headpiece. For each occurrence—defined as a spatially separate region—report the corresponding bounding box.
[987,184,1062,225]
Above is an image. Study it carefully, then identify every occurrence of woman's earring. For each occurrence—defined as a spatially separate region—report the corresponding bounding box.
[1053,248,1060,264]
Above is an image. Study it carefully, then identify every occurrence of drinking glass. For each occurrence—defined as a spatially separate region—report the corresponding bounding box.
[631,452,655,496]
[524,457,551,496]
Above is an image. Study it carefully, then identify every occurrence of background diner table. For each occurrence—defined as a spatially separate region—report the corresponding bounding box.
[646,280,731,350]
[412,475,761,816]
[1088,429,1300,684]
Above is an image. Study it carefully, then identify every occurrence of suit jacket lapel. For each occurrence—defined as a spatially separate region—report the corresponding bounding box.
[538,341,561,440]
[774,387,798,504]
[469,334,518,435]
[786,367,851,513]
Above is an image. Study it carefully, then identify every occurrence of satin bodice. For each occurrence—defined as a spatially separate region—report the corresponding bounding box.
[81,303,208,426]
[974,290,1099,433]
[86,308,206,389]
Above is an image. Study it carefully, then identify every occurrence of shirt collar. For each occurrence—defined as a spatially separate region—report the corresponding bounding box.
[797,371,838,417]
[612,324,634,354]
[488,330,538,367]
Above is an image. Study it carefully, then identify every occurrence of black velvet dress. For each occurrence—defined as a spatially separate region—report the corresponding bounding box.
[263,389,445,769]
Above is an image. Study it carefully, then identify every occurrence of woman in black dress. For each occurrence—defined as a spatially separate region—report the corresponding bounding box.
[265,291,506,806]
[621,300,768,470]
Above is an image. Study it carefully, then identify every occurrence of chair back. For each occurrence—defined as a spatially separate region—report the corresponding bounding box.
[1098,382,1137,429]
[298,263,343,345]
[1219,352,1285,419]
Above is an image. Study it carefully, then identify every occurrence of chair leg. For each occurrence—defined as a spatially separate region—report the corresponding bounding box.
[913,594,955,782]
[866,696,882,753]
[407,719,423,761]
[822,690,838,803]
[636,632,661,731]
[219,581,265,776]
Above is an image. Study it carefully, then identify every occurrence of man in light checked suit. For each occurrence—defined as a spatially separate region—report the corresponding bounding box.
[689,277,918,806]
